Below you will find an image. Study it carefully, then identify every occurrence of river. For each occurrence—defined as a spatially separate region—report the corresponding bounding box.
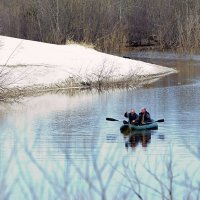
[0,51,200,200]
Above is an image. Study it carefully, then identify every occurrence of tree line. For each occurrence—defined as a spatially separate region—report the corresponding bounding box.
[1,0,200,53]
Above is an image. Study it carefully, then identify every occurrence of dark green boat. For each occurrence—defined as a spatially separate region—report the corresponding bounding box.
[120,120,158,132]
[129,120,158,130]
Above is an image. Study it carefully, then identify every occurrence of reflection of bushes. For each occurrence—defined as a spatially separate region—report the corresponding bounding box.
[1,139,200,200]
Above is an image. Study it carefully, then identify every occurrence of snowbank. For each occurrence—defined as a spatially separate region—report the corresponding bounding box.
[0,35,176,89]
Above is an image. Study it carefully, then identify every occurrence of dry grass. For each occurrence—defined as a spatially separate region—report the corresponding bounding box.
[0,70,171,101]
[65,39,95,49]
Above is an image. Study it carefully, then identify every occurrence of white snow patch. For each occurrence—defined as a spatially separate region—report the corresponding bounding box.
[0,35,176,88]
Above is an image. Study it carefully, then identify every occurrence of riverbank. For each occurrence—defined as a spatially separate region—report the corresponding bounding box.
[0,35,176,98]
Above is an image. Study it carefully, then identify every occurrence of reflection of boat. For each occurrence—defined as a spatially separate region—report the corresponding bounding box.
[120,124,130,134]
[123,130,152,149]
[120,120,158,131]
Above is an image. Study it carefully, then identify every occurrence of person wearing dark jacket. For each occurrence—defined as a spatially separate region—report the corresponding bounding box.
[137,108,152,124]
[124,109,138,124]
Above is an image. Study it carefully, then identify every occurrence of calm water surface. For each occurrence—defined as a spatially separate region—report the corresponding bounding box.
[1,52,200,200]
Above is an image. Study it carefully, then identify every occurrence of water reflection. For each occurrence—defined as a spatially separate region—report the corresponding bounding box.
[127,130,151,150]
[122,51,200,87]
[120,126,152,150]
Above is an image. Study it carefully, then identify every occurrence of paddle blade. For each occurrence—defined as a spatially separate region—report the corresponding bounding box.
[106,118,119,121]
[156,119,164,122]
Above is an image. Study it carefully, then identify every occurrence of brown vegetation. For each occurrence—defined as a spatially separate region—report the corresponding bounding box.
[1,0,200,53]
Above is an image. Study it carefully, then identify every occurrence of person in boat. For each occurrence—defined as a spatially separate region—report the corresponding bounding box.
[124,109,138,124]
[137,107,152,125]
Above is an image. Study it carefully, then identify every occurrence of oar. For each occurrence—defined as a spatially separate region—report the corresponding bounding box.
[106,118,164,125]
[155,119,164,122]
[106,117,120,121]
[106,118,129,124]
[145,119,164,125]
